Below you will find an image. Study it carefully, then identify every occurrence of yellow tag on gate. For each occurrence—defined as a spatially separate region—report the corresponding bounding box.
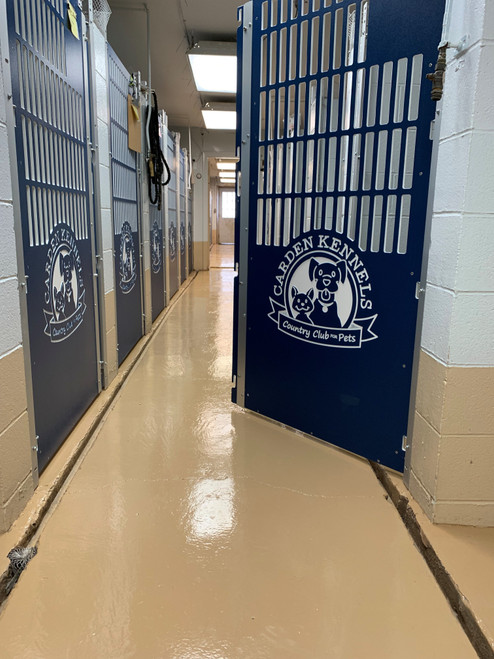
[131,103,140,120]
[67,2,79,40]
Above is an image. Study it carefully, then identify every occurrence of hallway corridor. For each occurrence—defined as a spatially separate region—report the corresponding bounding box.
[0,265,478,658]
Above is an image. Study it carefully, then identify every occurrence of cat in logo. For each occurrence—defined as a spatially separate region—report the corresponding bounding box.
[291,286,314,324]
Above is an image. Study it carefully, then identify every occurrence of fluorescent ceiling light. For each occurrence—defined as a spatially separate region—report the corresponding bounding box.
[220,178,235,184]
[188,42,237,94]
[219,171,235,178]
[217,162,236,170]
[202,110,236,130]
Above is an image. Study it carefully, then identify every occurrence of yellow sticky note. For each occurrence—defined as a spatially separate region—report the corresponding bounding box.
[67,2,79,40]
[131,103,140,120]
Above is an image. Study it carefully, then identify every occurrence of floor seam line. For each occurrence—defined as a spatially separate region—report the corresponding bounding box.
[370,461,493,659]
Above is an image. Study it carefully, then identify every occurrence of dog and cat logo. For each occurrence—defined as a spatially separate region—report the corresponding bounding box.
[169,223,177,261]
[269,233,378,348]
[151,220,162,274]
[180,222,185,255]
[119,221,137,293]
[43,224,86,343]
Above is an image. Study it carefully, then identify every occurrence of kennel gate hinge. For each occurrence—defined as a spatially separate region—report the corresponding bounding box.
[415,282,425,300]
[426,45,447,102]
[427,36,469,102]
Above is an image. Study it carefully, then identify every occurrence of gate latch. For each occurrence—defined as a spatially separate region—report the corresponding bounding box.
[426,45,447,102]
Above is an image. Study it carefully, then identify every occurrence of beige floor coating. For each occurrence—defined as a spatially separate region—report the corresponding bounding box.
[210,243,235,268]
[388,472,494,649]
[0,258,478,658]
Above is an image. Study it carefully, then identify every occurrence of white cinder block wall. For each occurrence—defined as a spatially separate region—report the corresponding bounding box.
[90,22,118,385]
[0,22,37,532]
[407,0,494,526]
[177,128,236,270]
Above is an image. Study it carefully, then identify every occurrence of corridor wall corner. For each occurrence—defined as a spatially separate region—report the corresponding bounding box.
[406,0,494,526]
[0,16,37,533]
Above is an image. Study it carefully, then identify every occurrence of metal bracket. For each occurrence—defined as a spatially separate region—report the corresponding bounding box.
[19,274,29,294]
[440,35,469,55]
[415,282,425,300]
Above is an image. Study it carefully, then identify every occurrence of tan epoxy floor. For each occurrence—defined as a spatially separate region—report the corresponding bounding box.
[0,265,478,658]
[210,243,235,268]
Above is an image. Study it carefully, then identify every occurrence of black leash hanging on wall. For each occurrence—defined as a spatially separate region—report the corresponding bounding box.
[146,91,171,210]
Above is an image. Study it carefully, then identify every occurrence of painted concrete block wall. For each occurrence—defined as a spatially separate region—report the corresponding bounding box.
[175,128,236,270]
[407,0,494,526]
[90,23,118,386]
[0,27,36,533]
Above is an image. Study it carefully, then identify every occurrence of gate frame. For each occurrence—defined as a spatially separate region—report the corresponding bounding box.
[107,44,145,364]
[82,6,104,394]
[234,1,254,408]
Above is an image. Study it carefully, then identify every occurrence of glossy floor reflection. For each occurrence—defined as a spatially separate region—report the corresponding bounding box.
[210,243,234,268]
[0,270,477,658]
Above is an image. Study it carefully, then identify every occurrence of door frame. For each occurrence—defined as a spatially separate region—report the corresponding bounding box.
[218,187,236,245]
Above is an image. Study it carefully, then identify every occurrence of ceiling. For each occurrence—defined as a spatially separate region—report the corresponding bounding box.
[106,0,245,130]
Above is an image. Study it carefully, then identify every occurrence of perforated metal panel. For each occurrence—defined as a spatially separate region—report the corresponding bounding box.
[233,0,445,471]
[6,0,99,471]
[166,129,179,300]
[187,180,193,275]
[108,45,143,364]
[179,148,186,283]
[150,198,164,321]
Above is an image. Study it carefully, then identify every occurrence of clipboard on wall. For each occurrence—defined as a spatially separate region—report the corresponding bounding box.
[128,95,141,153]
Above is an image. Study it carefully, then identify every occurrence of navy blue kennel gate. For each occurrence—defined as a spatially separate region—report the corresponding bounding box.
[6,0,100,471]
[233,0,445,471]
[108,45,143,364]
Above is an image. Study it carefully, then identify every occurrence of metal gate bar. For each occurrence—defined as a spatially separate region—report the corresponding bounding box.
[108,45,143,364]
[166,129,179,299]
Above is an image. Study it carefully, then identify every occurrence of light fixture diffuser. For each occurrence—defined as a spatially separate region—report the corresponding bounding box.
[188,41,237,94]
[202,109,236,130]
[217,162,236,170]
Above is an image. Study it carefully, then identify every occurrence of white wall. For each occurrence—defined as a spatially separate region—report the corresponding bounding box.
[422,0,494,367]
[175,128,236,269]
[407,0,494,526]
[89,21,118,385]
[0,8,37,532]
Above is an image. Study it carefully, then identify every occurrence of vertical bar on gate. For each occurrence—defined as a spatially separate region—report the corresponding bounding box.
[235,1,254,408]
